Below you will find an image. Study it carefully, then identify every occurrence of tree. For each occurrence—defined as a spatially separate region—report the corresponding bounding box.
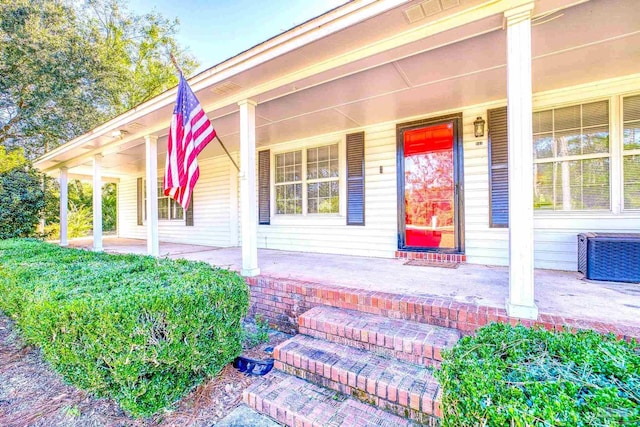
[102,182,117,231]
[1,0,197,238]
[0,0,108,158]
[0,166,45,239]
[0,0,197,158]
[80,0,198,112]
[405,151,455,227]
[0,146,27,173]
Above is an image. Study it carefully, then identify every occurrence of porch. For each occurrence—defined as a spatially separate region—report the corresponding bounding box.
[35,0,640,326]
[66,237,639,338]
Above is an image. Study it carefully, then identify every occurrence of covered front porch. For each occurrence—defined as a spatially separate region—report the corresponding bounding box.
[66,237,639,335]
[35,0,640,325]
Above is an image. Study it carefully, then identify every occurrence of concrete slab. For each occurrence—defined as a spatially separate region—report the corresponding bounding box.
[67,237,220,257]
[215,404,282,427]
[64,237,640,327]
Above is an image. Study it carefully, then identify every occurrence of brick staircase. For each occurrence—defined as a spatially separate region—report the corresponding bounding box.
[243,305,461,426]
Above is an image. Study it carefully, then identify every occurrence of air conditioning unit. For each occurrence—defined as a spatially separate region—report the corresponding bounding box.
[578,233,640,283]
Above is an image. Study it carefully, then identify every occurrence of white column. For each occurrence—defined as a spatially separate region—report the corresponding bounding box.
[38,178,46,235]
[59,167,69,246]
[145,135,159,257]
[229,166,239,246]
[92,154,103,251]
[505,2,538,319]
[238,99,260,276]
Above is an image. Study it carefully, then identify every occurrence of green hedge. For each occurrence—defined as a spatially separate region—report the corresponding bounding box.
[436,323,639,426]
[0,239,249,417]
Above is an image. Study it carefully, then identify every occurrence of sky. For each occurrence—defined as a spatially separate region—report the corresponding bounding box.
[128,0,350,72]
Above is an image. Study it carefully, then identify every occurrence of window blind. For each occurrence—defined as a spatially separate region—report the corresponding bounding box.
[258,150,271,224]
[623,95,640,210]
[185,197,194,226]
[346,131,365,225]
[488,107,509,227]
[136,177,143,225]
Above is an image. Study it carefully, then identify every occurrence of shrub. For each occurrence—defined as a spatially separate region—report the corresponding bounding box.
[44,203,93,239]
[43,180,118,236]
[0,166,45,239]
[0,239,249,417]
[243,314,271,349]
[436,323,639,426]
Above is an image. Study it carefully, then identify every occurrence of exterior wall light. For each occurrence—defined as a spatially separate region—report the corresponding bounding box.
[110,129,128,139]
[474,116,486,138]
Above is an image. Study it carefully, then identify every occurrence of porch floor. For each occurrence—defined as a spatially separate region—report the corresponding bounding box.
[66,237,639,328]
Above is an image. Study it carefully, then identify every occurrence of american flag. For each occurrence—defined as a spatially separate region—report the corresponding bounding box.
[163,74,216,210]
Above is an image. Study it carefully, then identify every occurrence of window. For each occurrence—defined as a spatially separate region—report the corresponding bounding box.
[488,94,640,222]
[532,100,610,211]
[144,180,184,220]
[306,145,339,213]
[623,95,640,210]
[274,144,339,215]
[275,151,302,214]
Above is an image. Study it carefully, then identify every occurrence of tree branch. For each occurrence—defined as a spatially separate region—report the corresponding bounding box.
[0,111,23,141]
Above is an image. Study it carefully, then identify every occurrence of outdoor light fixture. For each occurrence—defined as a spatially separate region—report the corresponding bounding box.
[474,116,486,138]
[110,129,128,139]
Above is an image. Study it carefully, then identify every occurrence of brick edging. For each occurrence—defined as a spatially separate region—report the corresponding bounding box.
[395,251,467,263]
[244,275,640,342]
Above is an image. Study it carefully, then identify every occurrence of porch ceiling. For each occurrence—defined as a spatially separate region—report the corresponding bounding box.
[40,0,640,179]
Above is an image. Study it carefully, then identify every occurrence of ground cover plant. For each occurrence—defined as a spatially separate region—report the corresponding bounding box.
[436,322,639,427]
[0,239,249,418]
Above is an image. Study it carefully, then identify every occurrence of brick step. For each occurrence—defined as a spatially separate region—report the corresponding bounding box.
[299,305,460,367]
[273,334,441,425]
[243,370,416,427]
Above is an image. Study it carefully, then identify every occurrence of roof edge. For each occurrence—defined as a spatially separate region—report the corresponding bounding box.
[34,0,405,168]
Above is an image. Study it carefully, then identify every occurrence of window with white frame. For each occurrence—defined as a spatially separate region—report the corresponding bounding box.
[275,151,302,214]
[623,94,640,210]
[275,143,339,215]
[144,179,184,220]
[532,100,610,211]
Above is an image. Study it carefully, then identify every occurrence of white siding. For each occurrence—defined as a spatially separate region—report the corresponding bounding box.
[257,125,398,258]
[461,104,510,266]
[118,176,144,240]
[117,74,640,271]
[118,156,238,247]
[532,217,640,271]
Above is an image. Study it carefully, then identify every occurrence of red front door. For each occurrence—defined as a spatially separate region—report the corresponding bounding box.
[400,120,460,250]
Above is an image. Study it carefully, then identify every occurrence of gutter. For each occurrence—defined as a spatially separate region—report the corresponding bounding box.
[33,0,409,170]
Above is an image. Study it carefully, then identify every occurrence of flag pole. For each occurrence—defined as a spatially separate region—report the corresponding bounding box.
[169,52,184,76]
[168,52,240,172]
[215,134,240,172]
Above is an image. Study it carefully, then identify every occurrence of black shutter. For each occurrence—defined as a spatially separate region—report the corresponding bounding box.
[346,131,365,225]
[258,150,270,225]
[185,196,194,226]
[137,177,143,225]
[488,107,509,227]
